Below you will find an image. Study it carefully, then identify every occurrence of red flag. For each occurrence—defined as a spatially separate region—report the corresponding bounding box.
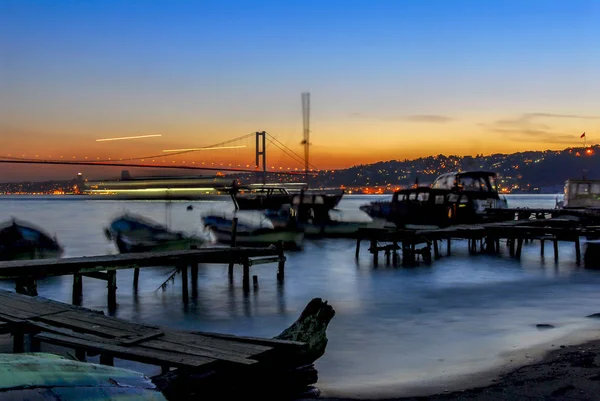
[581,132,586,138]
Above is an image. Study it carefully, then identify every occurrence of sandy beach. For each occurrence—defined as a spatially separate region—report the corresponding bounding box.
[311,330,600,400]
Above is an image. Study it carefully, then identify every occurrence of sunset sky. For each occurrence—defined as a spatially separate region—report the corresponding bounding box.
[1,0,599,180]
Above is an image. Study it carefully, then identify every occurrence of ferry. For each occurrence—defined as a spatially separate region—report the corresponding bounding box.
[82,171,231,200]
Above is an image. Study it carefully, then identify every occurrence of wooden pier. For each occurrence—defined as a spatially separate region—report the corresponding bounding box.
[356,218,600,267]
[0,246,285,312]
[0,289,315,399]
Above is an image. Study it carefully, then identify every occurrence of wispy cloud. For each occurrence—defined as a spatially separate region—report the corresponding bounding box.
[403,114,453,123]
[482,112,597,144]
[348,113,453,123]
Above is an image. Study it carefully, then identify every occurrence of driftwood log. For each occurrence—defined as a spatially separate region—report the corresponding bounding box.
[274,297,335,365]
[153,298,335,400]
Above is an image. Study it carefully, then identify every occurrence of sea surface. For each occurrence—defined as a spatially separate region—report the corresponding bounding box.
[1,194,600,396]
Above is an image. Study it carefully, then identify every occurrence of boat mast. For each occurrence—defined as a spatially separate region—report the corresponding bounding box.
[301,92,310,188]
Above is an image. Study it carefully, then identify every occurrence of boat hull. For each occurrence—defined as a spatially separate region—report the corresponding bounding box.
[106,214,204,254]
[202,215,303,249]
[0,220,63,261]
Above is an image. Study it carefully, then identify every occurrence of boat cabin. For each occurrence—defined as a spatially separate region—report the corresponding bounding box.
[562,179,600,209]
[432,171,499,194]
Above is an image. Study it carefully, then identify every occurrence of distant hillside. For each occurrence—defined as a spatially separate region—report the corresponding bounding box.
[236,145,600,193]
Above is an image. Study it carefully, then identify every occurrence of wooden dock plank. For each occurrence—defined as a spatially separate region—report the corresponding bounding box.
[0,290,103,316]
[200,332,308,349]
[36,332,215,369]
[139,338,258,365]
[0,297,67,319]
[26,319,257,366]
[0,247,281,279]
[37,313,145,338]
[163,331,274,356]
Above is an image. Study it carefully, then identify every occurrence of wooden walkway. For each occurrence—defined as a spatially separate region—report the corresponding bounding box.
[0,246,286,311]
[0,289,308,391]
[356,218,600,267]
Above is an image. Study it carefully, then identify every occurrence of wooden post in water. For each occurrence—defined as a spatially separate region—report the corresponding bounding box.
[191,262,198,299]
[371,238,378,267]
[243,260,250,292]
[180,264,189,304]
[393,241,399,265]
[575,236,581,265]
[540,239,545,257]
[72,274,83,306]
[553,238,559,261]
[228,217,239,277]
[433,239,440,259]
[276,241,285,282]
[107,271,117,312]
[133,267,140,289]
[447,238,451,256]
[509,238,515,257]
[515,238,523,259]
[355,237,361,259]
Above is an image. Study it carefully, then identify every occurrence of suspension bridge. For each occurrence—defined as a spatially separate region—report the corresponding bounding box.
[0,131,325,177]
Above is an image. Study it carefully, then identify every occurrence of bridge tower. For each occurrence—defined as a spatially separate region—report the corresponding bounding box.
[255,131,267,184]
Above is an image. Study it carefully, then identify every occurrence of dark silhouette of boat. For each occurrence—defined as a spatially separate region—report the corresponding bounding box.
[231,182,344,215]
[0,219,63,261]
[360,171,511,228]
[105,214,205,253]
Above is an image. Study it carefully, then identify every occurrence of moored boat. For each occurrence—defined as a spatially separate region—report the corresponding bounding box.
[105,214,205,253]
[559,178,600,209]
[265,207,377,238]
[0,219,63,261]
[360,171,511,228]
[232,183,344,215]
[0,353,167,400]
[201,212,304,249]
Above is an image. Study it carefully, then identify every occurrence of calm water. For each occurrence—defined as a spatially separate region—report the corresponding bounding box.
[2,194,600,396]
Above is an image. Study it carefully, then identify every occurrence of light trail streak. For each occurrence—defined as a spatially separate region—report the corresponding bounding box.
[96,134,162,142]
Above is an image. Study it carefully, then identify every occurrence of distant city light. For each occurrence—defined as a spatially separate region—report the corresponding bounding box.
[96,134,162,142]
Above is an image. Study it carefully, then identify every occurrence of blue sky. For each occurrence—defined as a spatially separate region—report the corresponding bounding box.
[1,0,599,179]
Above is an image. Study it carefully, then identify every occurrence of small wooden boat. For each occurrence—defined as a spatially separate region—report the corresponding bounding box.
[0,352,167,400]
[105,214,204,253]
[0,219,63,261]
[201,212,304,249]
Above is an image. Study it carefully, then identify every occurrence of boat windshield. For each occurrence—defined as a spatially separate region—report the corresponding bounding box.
[457,176,492,192]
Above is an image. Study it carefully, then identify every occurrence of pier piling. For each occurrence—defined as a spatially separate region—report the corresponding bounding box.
[180,265,189,304]
[72,274,83,306]
[107,271,117,312]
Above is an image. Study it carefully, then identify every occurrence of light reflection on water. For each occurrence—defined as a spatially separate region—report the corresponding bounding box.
[1,194,600,395]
